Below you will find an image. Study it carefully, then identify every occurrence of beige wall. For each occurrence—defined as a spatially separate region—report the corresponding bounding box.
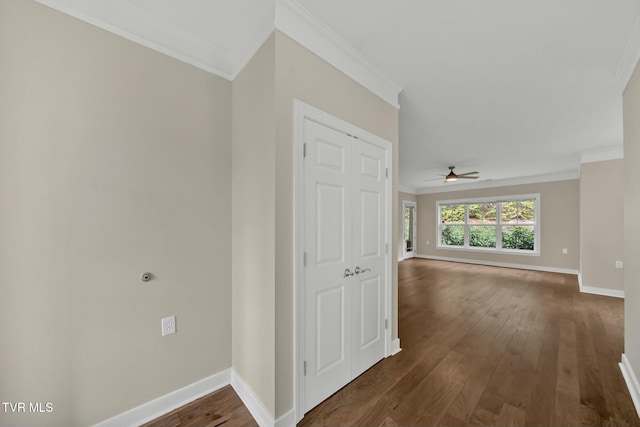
[231,34,277,416]
[274,31,399,418]
[229,31,400,420]
[4,1,632,422]
[398,192,418,260]
[580,160,624,291]
[623,62,640,385]
[1,3,400,424]
[0,1,232,426]
[416,180,580,271]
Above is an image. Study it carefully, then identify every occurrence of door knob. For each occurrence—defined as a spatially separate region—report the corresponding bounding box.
[344,268,355,278]
[354,266,371,275]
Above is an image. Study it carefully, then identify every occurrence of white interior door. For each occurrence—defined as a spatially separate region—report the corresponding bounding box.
[351,140,386,377]
[303,120,353,412]
[303,119,386,412]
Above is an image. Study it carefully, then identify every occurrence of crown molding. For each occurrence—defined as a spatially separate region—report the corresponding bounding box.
[581,144,624,164]
[34,0,405,103]
[617,14,640,94]
[397,185,418,195]
[409,145,623,195]
[416,170,580,195]
[274,0,401,109]
[34,0,243,80]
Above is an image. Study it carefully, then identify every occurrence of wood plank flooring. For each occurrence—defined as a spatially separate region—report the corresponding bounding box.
[142,385,257,427]
[298,259,640,427]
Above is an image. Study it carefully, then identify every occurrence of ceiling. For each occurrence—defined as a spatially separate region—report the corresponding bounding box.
[36,0,640,193]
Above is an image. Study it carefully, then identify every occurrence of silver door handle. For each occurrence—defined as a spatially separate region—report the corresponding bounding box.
[344,268,354,278]
[354,266,371,275]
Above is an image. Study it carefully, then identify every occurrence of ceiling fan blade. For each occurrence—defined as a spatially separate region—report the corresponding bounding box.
[430,167,480,183]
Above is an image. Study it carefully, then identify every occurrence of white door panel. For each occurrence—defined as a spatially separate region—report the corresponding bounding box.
[351,140,386,377]
[315,183,345,264]
[315,285,346,374]
[304,120,353,411]
[359,275,381,349]
[304,118,387,412]
[359,190,381,258]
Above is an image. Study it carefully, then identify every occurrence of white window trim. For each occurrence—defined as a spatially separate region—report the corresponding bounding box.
[436,193,541,256]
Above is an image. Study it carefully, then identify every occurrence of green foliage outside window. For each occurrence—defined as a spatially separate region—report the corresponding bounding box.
[501,200,535,223]
[502,226,535,250]
[439,198,537,251]
[470,226,496,248]
[468,203,497,223]
[404,208,412,241]
[441,225,464,246]
[440,204,465,223]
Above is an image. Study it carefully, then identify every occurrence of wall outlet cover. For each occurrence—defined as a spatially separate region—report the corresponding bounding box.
[161,316,176,336]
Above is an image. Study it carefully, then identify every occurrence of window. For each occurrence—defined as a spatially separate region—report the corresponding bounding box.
[403,201,417,254]
[437,194,539,255]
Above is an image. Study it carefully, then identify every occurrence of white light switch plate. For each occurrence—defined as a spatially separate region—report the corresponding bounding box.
[161,316,176,336]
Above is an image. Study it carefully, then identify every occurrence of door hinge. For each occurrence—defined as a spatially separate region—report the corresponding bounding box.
[385,168,388,178]
[303,361,307,376]
[303,143,307,158]
[385,243,388,254]
[385,319,389,330]
[303,252,307,267]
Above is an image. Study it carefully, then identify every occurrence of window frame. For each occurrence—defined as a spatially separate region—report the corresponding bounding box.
[436,194,540,256]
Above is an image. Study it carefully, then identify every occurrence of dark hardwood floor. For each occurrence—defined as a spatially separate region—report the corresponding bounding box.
[298,259,640,427]
[143,259,638,426]
[142,385,257,427]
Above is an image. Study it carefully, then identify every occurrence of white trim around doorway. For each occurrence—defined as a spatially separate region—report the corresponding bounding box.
[293,99,393,424]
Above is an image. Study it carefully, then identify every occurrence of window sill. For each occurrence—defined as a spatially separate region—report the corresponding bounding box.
[436,245,540,257]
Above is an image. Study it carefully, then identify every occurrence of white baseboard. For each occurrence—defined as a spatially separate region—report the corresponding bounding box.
[397,256,403,262]
[620,354,640,418]
[94,368,293,427]
[580,286,625,298]
[93,369,232,427]
[415,254,579,275]
[274,409,296,427]
[231,370,275,427]
[578,273,625,298]
[390,338,402,356]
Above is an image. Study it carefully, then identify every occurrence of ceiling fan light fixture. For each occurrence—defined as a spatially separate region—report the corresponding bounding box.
[433,166,477,183]
[445,167,458,182]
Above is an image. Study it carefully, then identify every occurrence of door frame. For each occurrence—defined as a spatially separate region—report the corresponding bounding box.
[402,200,417,259]
[293,100,393,422]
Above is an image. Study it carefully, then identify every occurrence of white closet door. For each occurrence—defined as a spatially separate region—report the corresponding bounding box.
[303,119,353,412]
[303,119,387,412]
[351,140,386,377]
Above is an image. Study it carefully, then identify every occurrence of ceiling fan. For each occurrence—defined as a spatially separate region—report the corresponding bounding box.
[442,166,479,182]
[425,166,479,182]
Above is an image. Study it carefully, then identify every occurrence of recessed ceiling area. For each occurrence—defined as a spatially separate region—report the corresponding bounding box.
[35,0,640,192]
